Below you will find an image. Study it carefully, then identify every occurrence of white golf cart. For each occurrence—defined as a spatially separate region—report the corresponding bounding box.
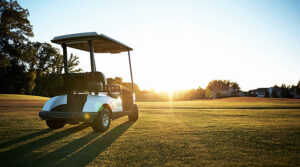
[39,32,138,132]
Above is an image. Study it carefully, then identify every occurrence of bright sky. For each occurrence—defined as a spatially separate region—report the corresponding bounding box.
[20,0,300,91]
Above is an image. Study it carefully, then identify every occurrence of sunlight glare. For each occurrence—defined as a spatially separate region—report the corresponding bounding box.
[168,90,173,101]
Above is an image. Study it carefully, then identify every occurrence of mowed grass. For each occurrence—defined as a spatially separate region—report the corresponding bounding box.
[138,97,300,109]
[0,95,299,166]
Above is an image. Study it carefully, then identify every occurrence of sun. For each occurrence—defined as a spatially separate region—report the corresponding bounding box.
[162,88,176,101]
[147,84,179,101]
[168,90,173,101]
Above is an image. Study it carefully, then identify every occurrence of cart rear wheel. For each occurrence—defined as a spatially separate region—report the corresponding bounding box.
[121,89,133,111]
[128,104,139,121]
[91,108,111,132]
[46,120,65,129]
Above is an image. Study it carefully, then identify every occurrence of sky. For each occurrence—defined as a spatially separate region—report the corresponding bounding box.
[19,0,300,92]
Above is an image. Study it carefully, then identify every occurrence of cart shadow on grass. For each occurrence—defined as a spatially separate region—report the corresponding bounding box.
[1,120,134,166]
[38,121,134,166]
[0,128,52,149]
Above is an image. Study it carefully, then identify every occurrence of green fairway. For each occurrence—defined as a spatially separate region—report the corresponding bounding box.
[0,95,299,166]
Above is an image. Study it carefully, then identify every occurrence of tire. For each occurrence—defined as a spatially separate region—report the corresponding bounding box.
[91,108,111,132]
[121,89,133,111]
[128,104,139,121]
[46,120,65,129]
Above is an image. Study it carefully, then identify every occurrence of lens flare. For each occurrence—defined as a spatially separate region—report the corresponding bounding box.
[84,113,90,120]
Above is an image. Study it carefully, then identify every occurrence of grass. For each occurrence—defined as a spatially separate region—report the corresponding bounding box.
[0,94,299,166]
[0,94,49,100]
[138,97,300,109]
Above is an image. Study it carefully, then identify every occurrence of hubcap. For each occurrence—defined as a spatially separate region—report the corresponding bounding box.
[102,113,110,127]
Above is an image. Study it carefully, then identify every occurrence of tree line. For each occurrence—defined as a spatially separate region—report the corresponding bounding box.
[0,0,82,96]
[130,79,241,101]
[263,83,300,98]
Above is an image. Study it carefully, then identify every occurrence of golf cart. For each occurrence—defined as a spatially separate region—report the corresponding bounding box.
[39,32,138,132]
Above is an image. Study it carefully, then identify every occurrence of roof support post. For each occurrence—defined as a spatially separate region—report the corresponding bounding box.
[128,51,134,94]
[61,43,68,74]
[88,40,96,72]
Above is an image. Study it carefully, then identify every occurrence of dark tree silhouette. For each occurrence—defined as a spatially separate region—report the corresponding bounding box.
[271,88,278,98]
[49,53,83,74]
[230,82,240,91]
[0,1,83,95]
[264,90,270,98]
[280,84,290,98]
[0,0,33,93]
[297,81,300,94]
[0,0,33,67]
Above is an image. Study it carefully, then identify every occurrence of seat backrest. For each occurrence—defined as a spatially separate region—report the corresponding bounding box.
[86,72,107,93]
[63,73,87,91]
[63,72,106,93]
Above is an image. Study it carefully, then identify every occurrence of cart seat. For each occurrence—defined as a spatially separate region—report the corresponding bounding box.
[63,72,107,93]
[86,72,107,93]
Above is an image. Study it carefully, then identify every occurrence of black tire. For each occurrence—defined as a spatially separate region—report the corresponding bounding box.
[128,104,139,121]
[46,120,65,129]
[91,108,111,132]
[121,89,133,111]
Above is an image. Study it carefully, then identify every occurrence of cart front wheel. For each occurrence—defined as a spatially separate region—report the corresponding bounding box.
[91,108,111,132]
[46,120,65,129]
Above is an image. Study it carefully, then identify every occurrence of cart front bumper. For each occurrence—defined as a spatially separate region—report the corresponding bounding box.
[39,111,97,122]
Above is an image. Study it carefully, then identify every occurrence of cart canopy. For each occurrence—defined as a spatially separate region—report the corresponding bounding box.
[51,32,132,53]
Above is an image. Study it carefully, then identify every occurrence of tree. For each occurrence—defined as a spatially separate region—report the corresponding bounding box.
[230,82,240,91]
[271,88,278,98]
[296,81,300,95]
[27,42,59,76]
[22,69,36,94]
[205,89,212,99]
[67,53,83,73]
[264,90,270,98]
[106,76,140,94]
[0,1,83,95]
[207,80,228,91]
[191,87,206,99]
[107,77,123,84]
[206,80,240,98]
[25,42,58,95]
[280,84,290,98]
[26,42,82,96]
[0,61,26,93]
[0,0,33,67]
[49,53,83,74]
[0,0,33,93]
[27,42,82,75]
[206,80,240,91]
[50,50,63,74]
[216,91,222,99]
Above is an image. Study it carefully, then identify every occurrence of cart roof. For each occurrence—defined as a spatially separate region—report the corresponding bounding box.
[51,32,132,53]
